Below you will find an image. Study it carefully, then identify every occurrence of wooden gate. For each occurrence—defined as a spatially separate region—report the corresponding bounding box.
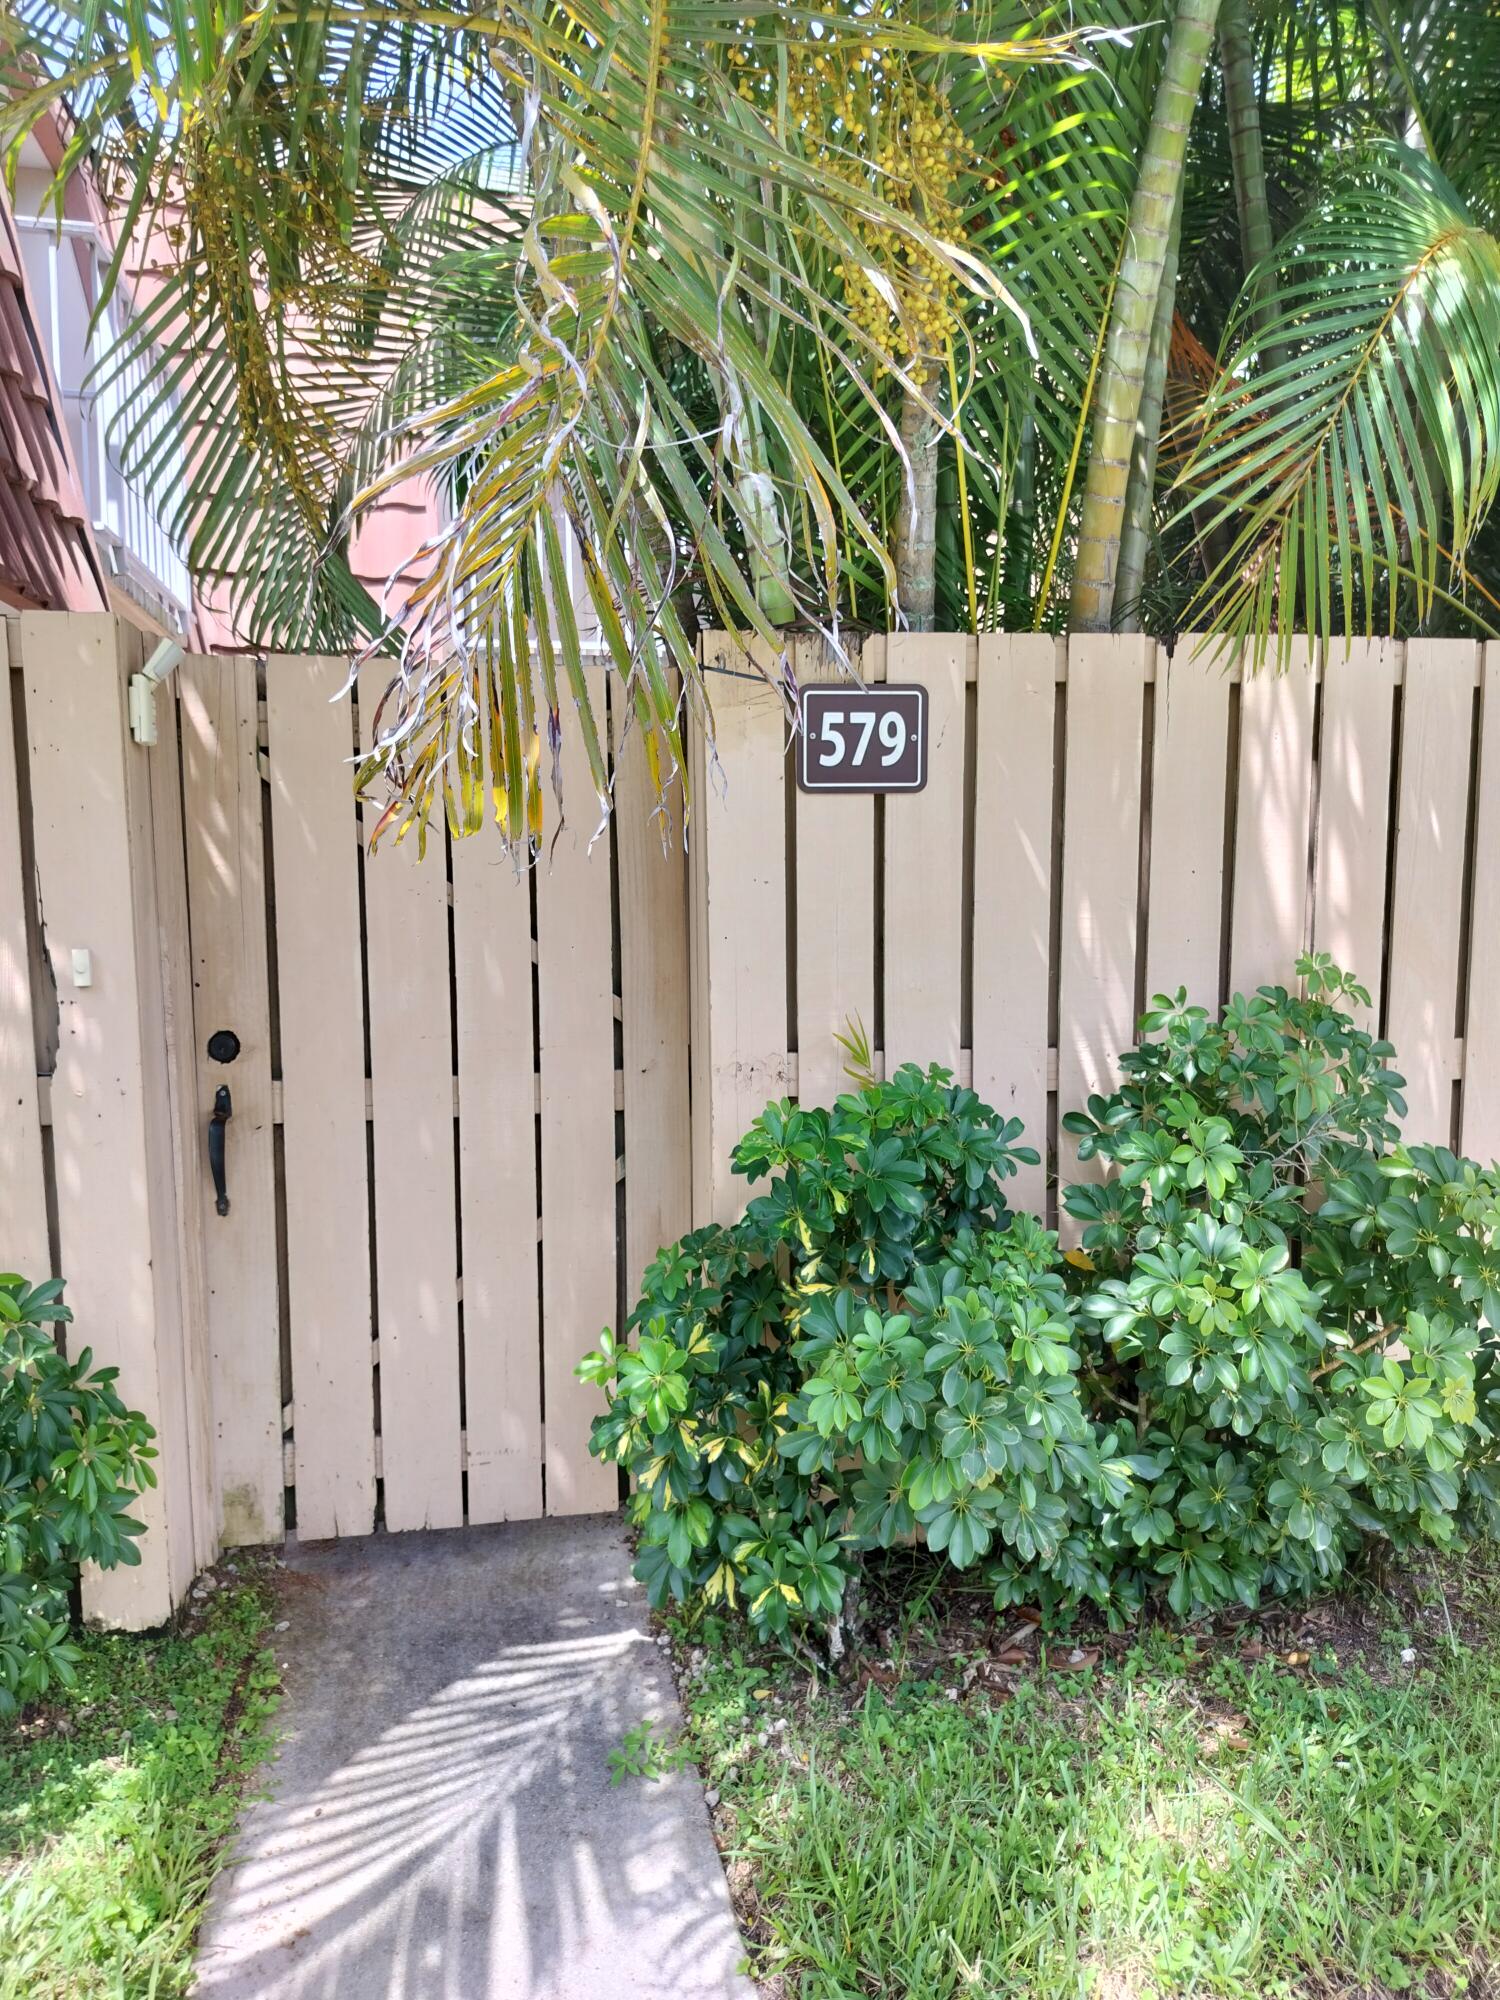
[176,652,690,1546]
[1,618,691,1616]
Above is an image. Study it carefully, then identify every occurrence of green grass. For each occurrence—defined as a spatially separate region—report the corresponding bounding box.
[673,1551,1500,1999]
[0,1559,281,2000]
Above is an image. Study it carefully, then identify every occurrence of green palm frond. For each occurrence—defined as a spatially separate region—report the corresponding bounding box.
[1174,144,1500,658]
[3,0,1110,852]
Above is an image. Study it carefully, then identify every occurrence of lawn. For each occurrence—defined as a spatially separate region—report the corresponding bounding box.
[670,1545,1500,2000]
[0,1556,282,2000]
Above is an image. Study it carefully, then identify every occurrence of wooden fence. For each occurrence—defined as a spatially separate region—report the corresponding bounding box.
[690,630,1500,1233]
[4,614,1500,1625]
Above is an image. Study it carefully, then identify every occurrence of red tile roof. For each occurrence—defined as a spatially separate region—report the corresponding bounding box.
[0,187,106,612]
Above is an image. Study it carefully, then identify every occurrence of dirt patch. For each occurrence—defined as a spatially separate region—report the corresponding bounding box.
[671,1539,1500,1772]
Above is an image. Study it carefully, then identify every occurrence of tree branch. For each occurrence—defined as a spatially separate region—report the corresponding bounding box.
[1311,1323,1400,1382]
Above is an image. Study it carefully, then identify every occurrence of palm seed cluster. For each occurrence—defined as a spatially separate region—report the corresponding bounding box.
[727,34,970,372]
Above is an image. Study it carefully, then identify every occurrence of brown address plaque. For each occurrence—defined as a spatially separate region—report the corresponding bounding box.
[796,683,928,794]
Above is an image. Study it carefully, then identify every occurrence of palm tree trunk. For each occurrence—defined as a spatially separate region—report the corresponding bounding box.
[1220,0,1278,333]
[895,364,940,631]
[1069,0,1222,633]
[1113,185,1183,632]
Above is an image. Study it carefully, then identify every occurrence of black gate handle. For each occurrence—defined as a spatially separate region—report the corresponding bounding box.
[209,1084,232,1217]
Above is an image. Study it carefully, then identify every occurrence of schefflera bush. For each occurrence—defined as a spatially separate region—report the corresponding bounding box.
[581,960,1500,1644]
[1,1274,157,1713]
[1057,954,1500,1622]
[579,1065,1110,1639]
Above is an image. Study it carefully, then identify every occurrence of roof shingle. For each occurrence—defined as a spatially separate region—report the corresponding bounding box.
[0,187,106,612]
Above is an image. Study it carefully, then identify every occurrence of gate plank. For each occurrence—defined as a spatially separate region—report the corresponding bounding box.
[452,834,542,1522]
[266,656,375,1539]
[972,634,1056,1212]
[1464,644,1500,1165]
[1229,659,1316,996]
[1388,638,1476,1149]
[691,640,789,1224]
[145,687,218,1576]
[795,633,879,1109]
[1057,634,1148,1233]
[0,646,47,1276]
[1146,636,1230,1010]
[357,663,463,1531]
[884,633,965,1075]
[24,613,179,1624]
[1314,639,1398,1028]
[179,656,284,1547]
[113,623,206,1610]
[615,684,691,1297]
[536,664,619,1514]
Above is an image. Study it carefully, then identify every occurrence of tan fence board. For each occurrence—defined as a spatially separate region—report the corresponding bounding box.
[0,653,47,1276]
[179,657,284,1548]
[116,625,206,1608]
[692,641,789,1224]
[1057,634,1148,1229]
[1464,643,1500,1165]
[795,632,878,1109]
[1230,660,1316,995]
[1388,638,1476,1148]
[143,688,218,1578]
[688,687,712,1226]
[536,668,619,1514]
[358,666,463,1530]
[267,656,375,1539]
[1314,639,1398,1027]
[452,836,543,1523]
[615,688,692,1299]
[884,633,965,1074]
[972,633,1056,1210]
[1146,636,1229,1010]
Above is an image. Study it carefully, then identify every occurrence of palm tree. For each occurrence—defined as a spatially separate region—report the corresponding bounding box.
[0,0,1103,846]
[1069,0,1222,633]
[7,0,1500,842]
[912,0,1500,651]
[1170,1,1500,656]
[1094,0,1500,650]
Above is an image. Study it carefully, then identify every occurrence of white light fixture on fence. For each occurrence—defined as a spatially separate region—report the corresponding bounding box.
[127,636,185,746]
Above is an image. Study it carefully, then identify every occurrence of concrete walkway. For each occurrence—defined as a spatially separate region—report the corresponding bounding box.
[193,1517,753,1999]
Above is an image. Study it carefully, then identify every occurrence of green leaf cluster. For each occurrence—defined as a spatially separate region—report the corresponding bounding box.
[0,1276,157,1717]
[1059,954,1499,1619]
[583,1060,1105,1639]
[581,1065,1076,1638]
[583,960,1500,1643]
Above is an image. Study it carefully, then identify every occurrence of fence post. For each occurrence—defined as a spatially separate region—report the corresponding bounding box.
[21,611,214,1627]
[0,622,48,1275]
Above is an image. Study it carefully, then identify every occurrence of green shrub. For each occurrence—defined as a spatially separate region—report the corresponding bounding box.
[581,959,1500,1644]
[1054,954,1500,1621]
[581,1065,1054,1638]
[1,1274,157,1716]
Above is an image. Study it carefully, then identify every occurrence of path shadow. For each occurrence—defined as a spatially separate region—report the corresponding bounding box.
[193,1516,749,1999]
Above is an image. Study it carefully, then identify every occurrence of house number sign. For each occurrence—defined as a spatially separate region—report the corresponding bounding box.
[796,684,928,794]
